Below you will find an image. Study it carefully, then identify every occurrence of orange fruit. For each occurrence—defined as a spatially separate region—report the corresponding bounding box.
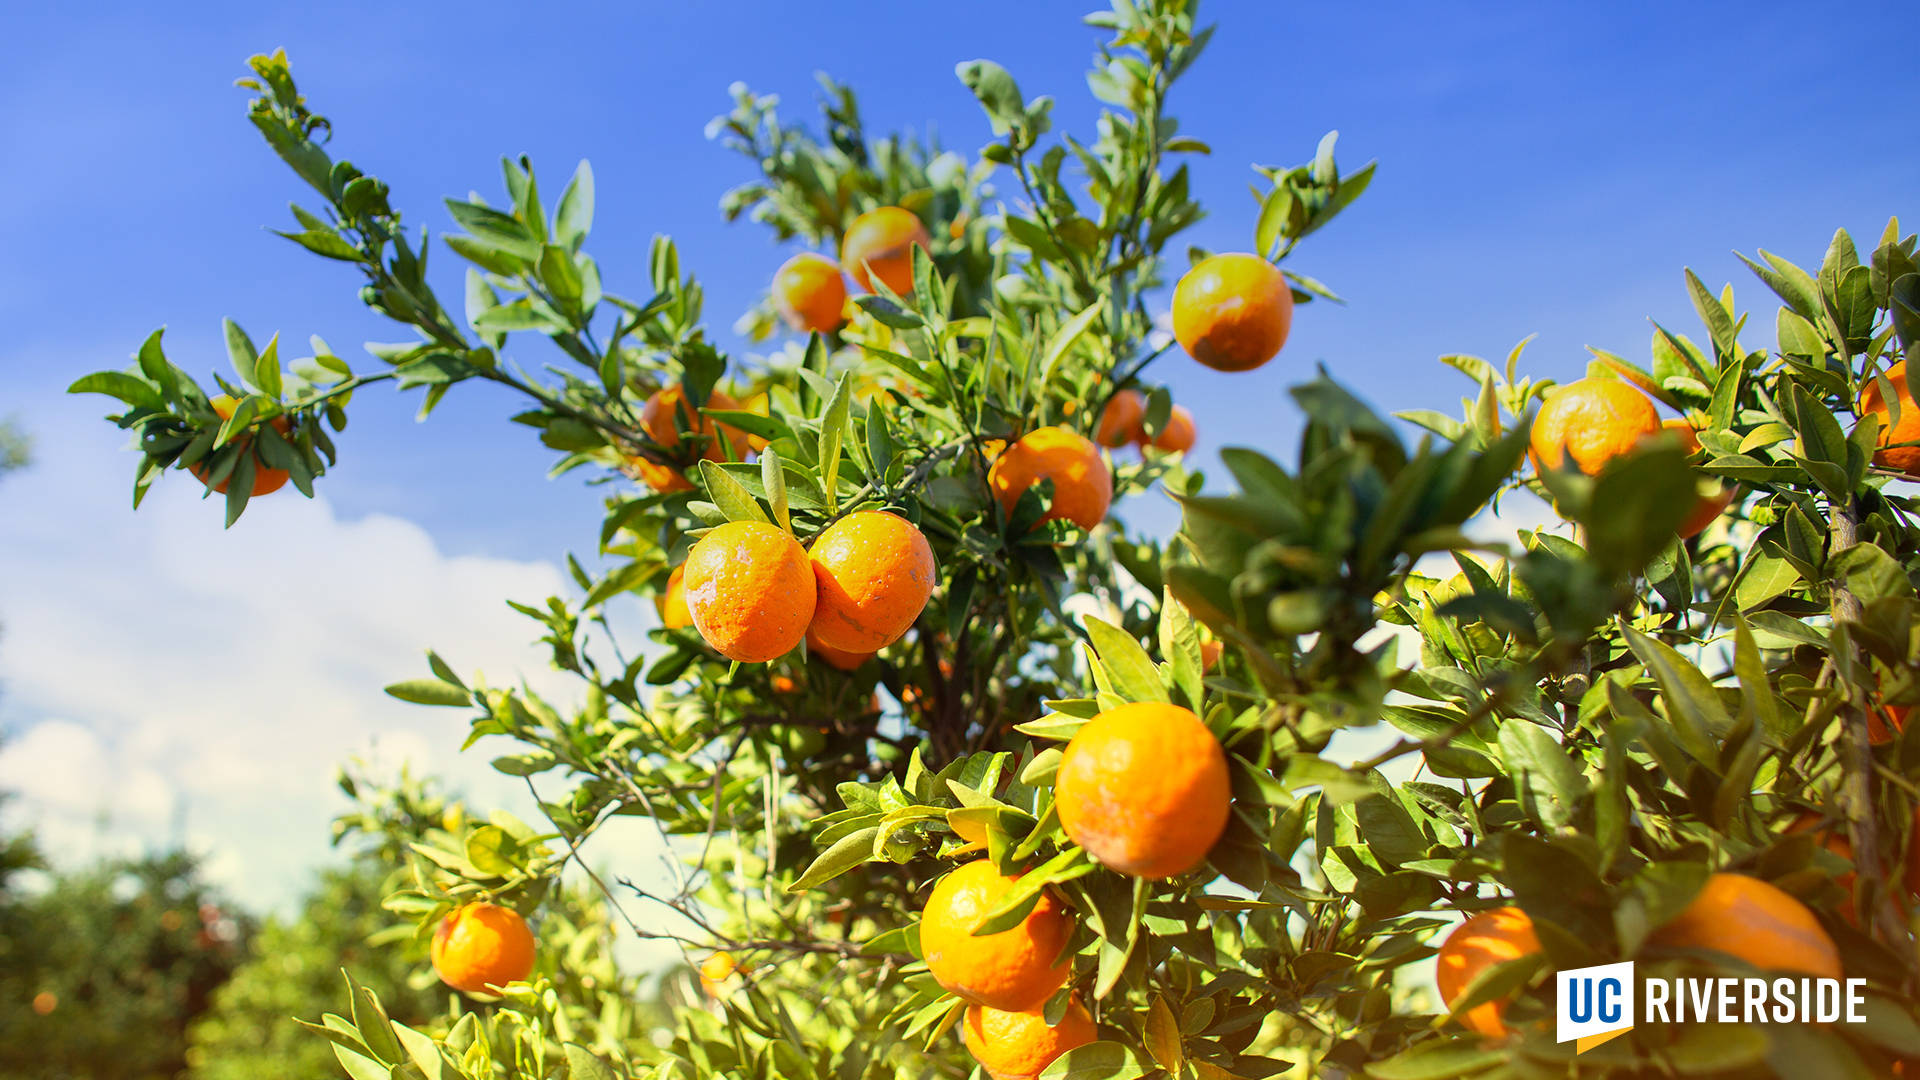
[1648,872,1840,978]
[1791,807,1920,919]
[699,951,750,997]
[841,207,931,296]
[1527,377,1662,475]
[1664,420,1734,538]
[1199,640,1223,673]
[641,385,744,459]
[656,564,693,630]
[921,860,1074,1011]
[806,629,873,671]
[807,511,937,653]
[1095,390,1145,448]
[772,252,848,334]
[682,521,817,663]
[1872,703,1910,745]
[962,996,1097,1080]
[1054,702,1231,878]
[190,394,292,496]
[988,427,1112,532]
[31,991,56,1016]
[771,674,799,694]
[1862,361,1920,478]
[1171,253,1293,372]
[1142,405,1196,453]
[1435,906,1540,1038]
[431,902,536,994]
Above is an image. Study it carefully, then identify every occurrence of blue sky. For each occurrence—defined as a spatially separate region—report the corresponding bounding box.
[1,0,1916,911]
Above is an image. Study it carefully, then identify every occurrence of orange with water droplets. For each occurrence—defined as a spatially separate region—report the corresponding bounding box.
[988,427,1112,532]
[1172,253,1293,372]
[772,252,848,334]
[921,860,1074,1011]
[807,511,936,653]
[682,521,817,662]
[431,902,536,995]
[1527,377,1662,475]
[962,996,1097,1080]
[841,207,931,296]
[1054,702,1230,878]
[1435,906,1540,1038]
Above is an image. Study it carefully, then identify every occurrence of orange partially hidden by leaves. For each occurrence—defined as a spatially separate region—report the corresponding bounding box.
[1435,906,1541,1038]
[1649,872,1841,978]
[431,902,535,995]
[191,394,292,496]
[1664,419,1735,538]
[772,252,848,334]
[1142,404,1196,453]
[1054,702,1230,878]
[808,511,937,652]
[806,629,873,671]
[656,564,693,630]
[1872,703,1910,745]
[921,860,1074,1011]
[1095,390,1145,448]
[1526,377,1662,475]
[962,996,1097,1080]
[699,951,750,997]
[1171,253,1293,372]
[682,521,817,663]
[636,384,744,493]
[1861,360,1920,478]
[1791,807,1920,918]
[988,427,1112,532]
[840,206,931,296]
[1199,640,1222,673]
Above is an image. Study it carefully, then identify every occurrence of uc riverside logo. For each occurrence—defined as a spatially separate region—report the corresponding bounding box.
[1556,961,1868,1053]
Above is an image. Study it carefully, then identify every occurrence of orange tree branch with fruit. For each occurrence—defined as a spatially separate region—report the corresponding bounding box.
[68,1,1920,1077]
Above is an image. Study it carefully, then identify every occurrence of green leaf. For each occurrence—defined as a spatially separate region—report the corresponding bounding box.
[67,371,163,410]
[464,825,518,877]
[1037,1041,1151,1080]
[762,447,791,533]
[554,161,595,250]
[254,332,283,399]
[564,1045,618,1080]
[698,459,771,524]
[1039,303,1104,380]
[818,374,852,513]
[224,319,259,386]
[955,59,1025,137]
[384,679,472,708]
[1081,617,1168,705]
[1620,622,1728,763]
[788,827,879,892]
[1362,1039,1507,1080]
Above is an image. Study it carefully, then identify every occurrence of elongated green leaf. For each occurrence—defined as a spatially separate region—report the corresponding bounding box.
[818,374,852,513]
[1081,617,1167,704]
[698,459,771,524]
[384,679,472,707]
[1039,303,1104,380]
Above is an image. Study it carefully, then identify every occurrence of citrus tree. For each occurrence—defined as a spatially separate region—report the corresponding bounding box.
[70,0,1920,1077]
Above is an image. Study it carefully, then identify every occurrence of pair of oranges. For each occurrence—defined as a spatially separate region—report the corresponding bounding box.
[1527,376,1733,539]
[1436,873,1844,1039]
[1094,391,1196,453]
[771,206,934,334]
[921,701,1234,1078]
[678,510,936,664]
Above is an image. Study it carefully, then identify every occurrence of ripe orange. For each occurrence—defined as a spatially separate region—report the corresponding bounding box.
[1199,640,1223,673]
[1861,361,1920,478]
[190,394,292,496]
[807,511,937,652]
[431,902,536,994]
[1141,405,1196,453]
[1054,702,1231,878]
[31,991,56,1016]
[1171,253,1293,372]
[1791,807,1920,918]
[988,427,1112,532]
[656,564,693,630]
[641,384,744,460]
[682,521,817,663]
[921,860,1075,1011]
[772,252,848,334]
[1527,377,1662,475]
[1648,872,1840,978]
[962,996,1097,1080]
[699,951,750,997]
[1664,420,1734,538]
[806,629,873,671]
[1435,906,1541,1038]
[1095,390,1145,448]
[1872,703,1910,745]
[840,207,931,296]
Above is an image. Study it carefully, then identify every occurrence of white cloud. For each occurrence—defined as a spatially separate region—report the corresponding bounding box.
[0,400,618,915]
